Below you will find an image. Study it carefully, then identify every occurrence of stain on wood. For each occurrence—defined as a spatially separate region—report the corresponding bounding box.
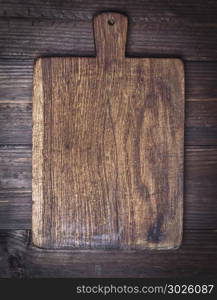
[32,12,184,249]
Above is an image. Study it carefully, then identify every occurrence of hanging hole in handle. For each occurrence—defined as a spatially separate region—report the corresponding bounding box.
[108,18,115,26]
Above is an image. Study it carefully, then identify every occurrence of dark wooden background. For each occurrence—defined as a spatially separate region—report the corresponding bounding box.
[0,0,217,278]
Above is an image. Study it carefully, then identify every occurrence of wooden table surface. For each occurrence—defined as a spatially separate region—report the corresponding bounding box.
[0,0,217,278]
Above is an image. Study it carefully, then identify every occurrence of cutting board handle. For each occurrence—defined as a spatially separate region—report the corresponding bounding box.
[94,12,128,63]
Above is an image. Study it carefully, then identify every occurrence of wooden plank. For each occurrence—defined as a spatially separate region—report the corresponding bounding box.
[0,59,33,101]
[0,0,217,60]
[1,60,217,147]
[0,102,32,145]
[1,146,217,230]
[32,12,184,249]
[186,128,217,146]
[186,62,217,100]
[0,0,216,280]
[0,144,31,230]
[186,101,217,127]
[1,60,217,102]
[0,146,31,191]
[1,60,217,150]
[1,230,217,278]
[184,147,217,229]
[0,193,31,229]
[25,251,217,278]
[1,0,217,22]
[1,101,217,146]
[185,100,217,145]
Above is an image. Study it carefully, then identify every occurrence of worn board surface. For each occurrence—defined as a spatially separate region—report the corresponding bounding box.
[32,12,184,249]
[1,0,217,279]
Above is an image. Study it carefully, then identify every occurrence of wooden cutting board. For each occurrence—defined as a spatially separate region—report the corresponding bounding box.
[32,12,184,249]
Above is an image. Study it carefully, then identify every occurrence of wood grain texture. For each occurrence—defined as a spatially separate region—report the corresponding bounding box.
[2,59,217,102]
[0,145,31,192]
[1,0,217,60]
[1,0,217,22]
[1,98,217,146]
[1,140,211,238]
[2,146,217,231]
[1,61,217,149]
[0,102,32,145]
[0,0,216,279]
[1,230,217,278]
[186,62,217,100]
[0,59,33,101]
[32,13,184,249]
